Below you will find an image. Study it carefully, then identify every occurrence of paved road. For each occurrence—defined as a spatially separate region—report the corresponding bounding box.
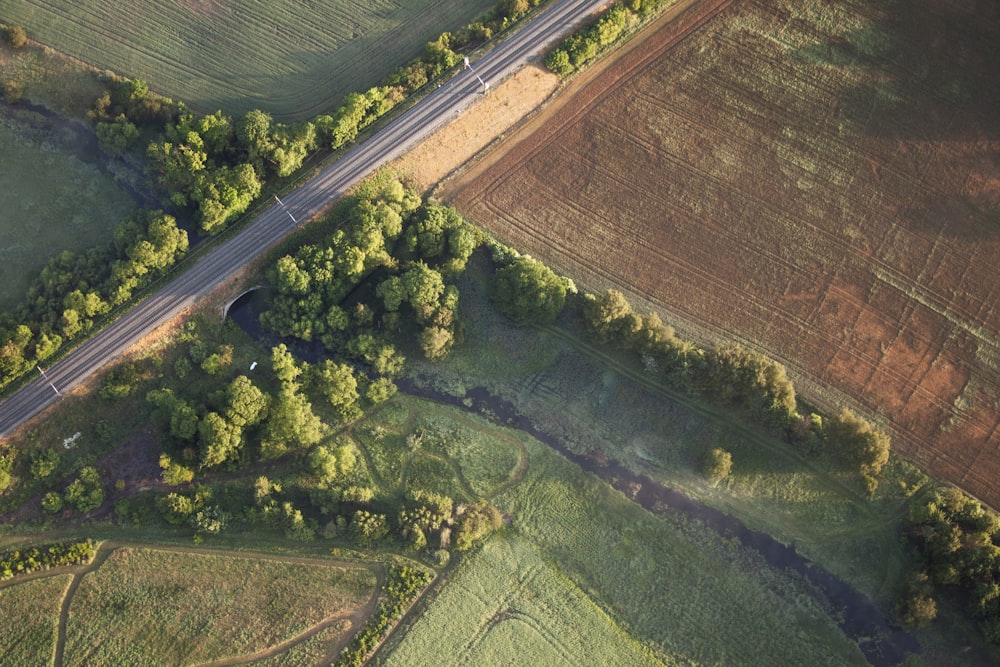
[0,0,606,438]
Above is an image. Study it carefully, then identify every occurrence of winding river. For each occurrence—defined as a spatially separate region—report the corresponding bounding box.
[228,291,920,666]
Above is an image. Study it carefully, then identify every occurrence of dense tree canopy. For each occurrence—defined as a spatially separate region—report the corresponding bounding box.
[492,256,569,325]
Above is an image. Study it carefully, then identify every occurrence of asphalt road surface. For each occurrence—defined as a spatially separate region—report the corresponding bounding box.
[0,0,607,439]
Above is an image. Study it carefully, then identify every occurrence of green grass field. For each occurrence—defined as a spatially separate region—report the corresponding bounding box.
[405,253,918,604]
[380,420,866,665]
[2,0,498,121]
[0,574,70,666]
[383,534,662,667]
[341,395,866,664]
[64,547,375,666]
[0,105,136,310]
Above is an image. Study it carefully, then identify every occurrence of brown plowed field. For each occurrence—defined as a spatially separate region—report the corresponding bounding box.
[446,0,1000,506]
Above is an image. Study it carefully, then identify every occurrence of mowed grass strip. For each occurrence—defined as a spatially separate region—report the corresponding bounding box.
[64,547,376,666]
[2,0,498,120]
[382,534,663,667]
[0,574,71,666]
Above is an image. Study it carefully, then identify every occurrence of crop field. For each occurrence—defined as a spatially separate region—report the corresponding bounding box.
[447,0,1000,507]
[0,104,136,310]
[61,546,376,666]
[1,0,498,121]
[0,574,71,665]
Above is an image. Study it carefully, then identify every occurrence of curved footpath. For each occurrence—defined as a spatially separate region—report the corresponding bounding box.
[0,0,608,438]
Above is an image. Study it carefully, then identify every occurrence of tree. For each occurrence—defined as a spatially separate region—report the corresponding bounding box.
[224,375,269,427]
[365,377,397,405]
[159,454,195,486]
[0,455,13,493]
[827,408,891,478]
[702,448,733,483]
[41,492,63,514]
[236,109,274,166]
[418,325,453,360]
[198,412,243,469]
[29,448,60,480]
[894,572,938,629]
[499,0,530,19]
[311,360,360,421]
[259,386,323,460]
[65,467,105,513]
[191,505,230,535]
[308,441,356,485]
[96,114,140,154]
[351,510,389,547]
[454,503,503,551]
[492,256,568,325]
[271,343,303,386]
[159,492,195,525]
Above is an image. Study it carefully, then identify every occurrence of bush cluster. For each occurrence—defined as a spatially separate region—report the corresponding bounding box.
[545,0,675,76]
[0,540,96,580]
[906,485,1000,642]
[335,566,432,667]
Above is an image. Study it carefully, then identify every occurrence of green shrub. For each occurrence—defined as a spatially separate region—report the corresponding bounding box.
[6,25,27,49]
[702,448,733,483]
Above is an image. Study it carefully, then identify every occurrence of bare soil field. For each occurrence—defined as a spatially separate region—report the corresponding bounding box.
[446,0,1000,506]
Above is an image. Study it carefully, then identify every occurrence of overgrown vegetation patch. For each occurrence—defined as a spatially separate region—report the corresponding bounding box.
[64,547,376,666]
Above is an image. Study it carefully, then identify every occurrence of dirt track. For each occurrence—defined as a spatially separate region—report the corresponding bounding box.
[0,541,385,667]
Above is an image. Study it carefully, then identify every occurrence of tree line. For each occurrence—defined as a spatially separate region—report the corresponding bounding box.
[578,287,891,490]
[545,0,676,76]
[334,566,433,667]
[0,0,546,393]
[481,258,892,493]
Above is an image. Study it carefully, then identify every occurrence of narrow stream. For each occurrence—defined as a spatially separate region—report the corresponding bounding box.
[228,290,921,666]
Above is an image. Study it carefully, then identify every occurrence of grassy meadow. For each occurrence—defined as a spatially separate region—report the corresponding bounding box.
[1,0,498,121]
[0,104,136,310]
[404,254,917,604]
[64,547,375,666]
[383,534,662,667]
[376,411,866,665]
[0,574,70,665]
